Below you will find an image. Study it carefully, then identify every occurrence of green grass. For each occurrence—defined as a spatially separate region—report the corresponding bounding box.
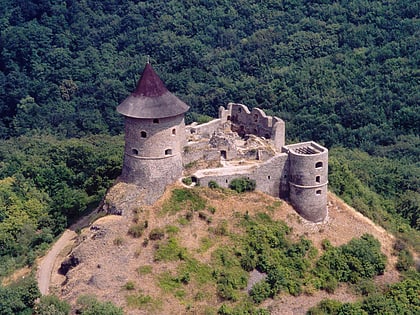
[154,237,188,262]
[136,265,153,275]
[126,293,161,311]
[160,188,207,215]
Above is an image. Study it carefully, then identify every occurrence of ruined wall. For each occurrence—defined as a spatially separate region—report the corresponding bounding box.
[182,141,221,166]
[228,103,285,149]
[192,154,289,198]
[187,119,222,138]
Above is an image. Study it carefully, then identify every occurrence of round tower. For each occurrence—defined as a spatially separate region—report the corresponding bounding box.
[117,63,189,204]
[287,142,328,222]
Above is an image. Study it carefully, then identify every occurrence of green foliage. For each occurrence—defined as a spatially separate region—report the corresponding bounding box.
[161,188,207,214]
[34,295,71,315]
[0,135,123,276]
[311,274,420,315]
[126,293,161,310]
[136,265,152,275]
[396,249,414,272]
[0,276,40,315]
[315,234,386,287]
[229,178,256,193]
[249,281,271,304]
[154,237,188,262]
[182,177,193,185]
[123,281,135,291]
[329,147,420,251]
[208,181,220,189]
[149,228,165,241]
[128,221,148,238]
[76,295,123,315]
[218,302,269,315]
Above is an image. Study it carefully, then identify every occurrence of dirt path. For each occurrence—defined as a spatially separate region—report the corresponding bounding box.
[37,230,77,295]
[37,214,94,295]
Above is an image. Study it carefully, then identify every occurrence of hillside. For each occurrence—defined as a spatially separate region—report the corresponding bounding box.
[41,182,402,314]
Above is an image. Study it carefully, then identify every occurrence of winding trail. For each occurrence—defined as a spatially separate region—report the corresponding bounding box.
[37,214,93,295]
[37,230,77,295]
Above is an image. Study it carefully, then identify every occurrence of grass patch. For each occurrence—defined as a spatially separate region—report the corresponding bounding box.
[123,281,135,290]
[158,271,183,293]
[180,258,214,285]
[165,225,180,235]
[136,265,153,275]
[198,237,213,253]
[161,188,207,215]
[128,221,148,238]
[154,237,188,262]
[126,292,161,311]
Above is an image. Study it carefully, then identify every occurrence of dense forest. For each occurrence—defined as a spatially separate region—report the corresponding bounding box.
[0,0,418,314]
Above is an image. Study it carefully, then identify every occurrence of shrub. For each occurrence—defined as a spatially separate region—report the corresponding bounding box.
[123,281,135,290]
[137,265,153,275]
[208,180,219,189]
[229,178,256,193]
[35,295,71,315]
[149,228,165,241]
[250,281,271,304]
[113,237,124,246]
[128,221,148,238]
[154,238,188,262]
[76,295,123,315]
[182,177,192,185]
[396,249,414,271]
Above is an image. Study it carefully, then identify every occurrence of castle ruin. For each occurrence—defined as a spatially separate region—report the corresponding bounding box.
[117,63,328,222]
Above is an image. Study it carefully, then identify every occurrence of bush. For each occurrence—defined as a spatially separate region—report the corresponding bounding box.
[76,295,123,315]
[396,249,414,271]
[128,221,148,238]
[182,177,193,185]
[250,281,271,304]
[149,228,165,241]
[229,178,256,193]
[35,295,71,315]
[208,180,220,189]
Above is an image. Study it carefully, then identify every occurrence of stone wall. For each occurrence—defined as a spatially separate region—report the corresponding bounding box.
[227,103,285,149]
[192,154,289,198]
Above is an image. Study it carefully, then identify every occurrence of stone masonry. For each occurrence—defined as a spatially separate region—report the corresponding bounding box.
[117,63,328,222]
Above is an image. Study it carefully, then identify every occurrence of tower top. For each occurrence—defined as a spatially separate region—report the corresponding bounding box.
[117,63,189,119]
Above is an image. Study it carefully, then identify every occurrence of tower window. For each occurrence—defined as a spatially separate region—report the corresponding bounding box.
[316,190,322,195]
[315,161,323,169]
[141,131,147,138]
[253,114,258,122]
[316,176,320,183]
[172,128,176,135]
[268,175,271,180]
[132,148,138,155]
[165,149,172,155]
[153,118,159,124]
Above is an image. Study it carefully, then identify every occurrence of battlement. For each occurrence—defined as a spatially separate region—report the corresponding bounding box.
[285,141,326,155]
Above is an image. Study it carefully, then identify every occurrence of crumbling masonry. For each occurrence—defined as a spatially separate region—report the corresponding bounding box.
[117,63,328,222]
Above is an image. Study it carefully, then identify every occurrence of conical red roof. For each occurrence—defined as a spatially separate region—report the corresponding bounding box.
[117,63,189,119]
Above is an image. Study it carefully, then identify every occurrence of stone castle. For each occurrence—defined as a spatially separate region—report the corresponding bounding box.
[117,63,328,222]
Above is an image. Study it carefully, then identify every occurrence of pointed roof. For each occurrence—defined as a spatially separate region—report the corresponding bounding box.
[117,63,189,119]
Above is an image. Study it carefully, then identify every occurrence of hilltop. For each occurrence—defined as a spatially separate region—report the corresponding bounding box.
[42,182,401,314]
